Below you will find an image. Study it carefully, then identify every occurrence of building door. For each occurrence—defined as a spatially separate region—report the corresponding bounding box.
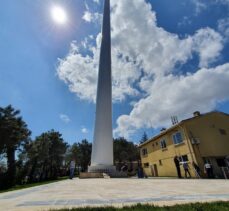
[150,165,154,176]
[154,164,158,177]
[216,158,226,167]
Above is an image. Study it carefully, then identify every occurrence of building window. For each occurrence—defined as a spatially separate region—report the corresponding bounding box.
[144,163,149,168]
[160,139,167,149]
[142,148,148,156]
[219,129,227,135]
[156,142,158,146]
[159,160,162,166]
[172,132,183,145]
[179,155,188,162]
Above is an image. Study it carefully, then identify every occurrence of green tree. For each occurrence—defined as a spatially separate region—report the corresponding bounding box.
[67,140,92,172]
[0,105,31,188]
[0,157,7,174]
[24,130,68,182]
[48,131,68,178]
[140,132,148,144]
[78,140,92,172]
[114,137,139,163]
[65,143,80,170]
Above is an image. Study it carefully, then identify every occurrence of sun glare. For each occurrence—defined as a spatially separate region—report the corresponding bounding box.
[51,6,68,25]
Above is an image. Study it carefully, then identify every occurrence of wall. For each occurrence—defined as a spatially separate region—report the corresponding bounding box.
[140,128,196,178]
[184,112,229,178]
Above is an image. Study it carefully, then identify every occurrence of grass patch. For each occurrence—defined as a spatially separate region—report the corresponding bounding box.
[50,201,229,211]
[0,176,68,194]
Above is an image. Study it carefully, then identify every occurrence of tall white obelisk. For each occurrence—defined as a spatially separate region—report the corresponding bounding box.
[88,0,115,173]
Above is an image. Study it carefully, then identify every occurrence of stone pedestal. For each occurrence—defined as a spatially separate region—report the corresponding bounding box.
[80,171,128,179]
[88,165,116,174]
[79,172,104,179]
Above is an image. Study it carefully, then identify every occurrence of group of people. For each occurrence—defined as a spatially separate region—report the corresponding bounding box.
[174,156,191,178]
[174,156,215,179]
[68,156,229,179]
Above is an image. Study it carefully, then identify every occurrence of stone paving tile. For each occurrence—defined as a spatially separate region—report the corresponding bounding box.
[0,184,53,199]
[0,178,229,211]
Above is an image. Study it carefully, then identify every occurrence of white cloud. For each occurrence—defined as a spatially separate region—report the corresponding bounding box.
[192,28,223,67]
[178,16,192,27]
[213,0,229,6]
[115,64,229,138]
[82,11,101,23]
[191,0,229,14]
[57,41,98,102]
[57,0,228,138]
[58,0,223,100]
[93,0,100,4]
[60,114,71,123]
[191,0,207,14]
[218,17,229,41]
[81,127,89,134]
[191,1,229,42]
[57,36,140,103]
[82,11,93,22]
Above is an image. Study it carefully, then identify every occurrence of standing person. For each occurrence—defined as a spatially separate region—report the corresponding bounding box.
[183,162,191,178]
[225,156,229,168]
[69,160,76,179]
[192,161,201,178]
[204,161,214,178]
[174,156,182,178]
[137,166,144,178]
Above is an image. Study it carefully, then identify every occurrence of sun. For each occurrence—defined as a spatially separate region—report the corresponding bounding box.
[51,6,68,25]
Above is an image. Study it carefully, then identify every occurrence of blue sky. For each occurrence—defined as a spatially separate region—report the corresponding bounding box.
[0,0,229,144]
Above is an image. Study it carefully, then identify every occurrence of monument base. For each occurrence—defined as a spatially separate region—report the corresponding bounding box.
[79,165,128,178]
[79,172,105,179]
[88,165,116,174]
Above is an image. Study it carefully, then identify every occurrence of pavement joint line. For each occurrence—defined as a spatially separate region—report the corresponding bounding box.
[16,194,229,207]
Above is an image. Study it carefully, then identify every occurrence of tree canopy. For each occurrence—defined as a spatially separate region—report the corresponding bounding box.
[0,105,31,188]
[114,137,139,162]
[0,104,140,190]
[66,139,92,172]
[140,132,148,144]
[24,130,68,182]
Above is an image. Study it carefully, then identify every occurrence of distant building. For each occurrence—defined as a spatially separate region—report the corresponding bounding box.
[139,111,229,178]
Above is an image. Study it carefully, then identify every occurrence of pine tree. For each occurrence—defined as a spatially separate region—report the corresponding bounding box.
[140,132,148,144]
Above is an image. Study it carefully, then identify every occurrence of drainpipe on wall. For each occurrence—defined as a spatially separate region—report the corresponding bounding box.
[178,124,196,164]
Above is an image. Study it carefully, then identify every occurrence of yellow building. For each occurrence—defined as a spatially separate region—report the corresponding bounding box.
[139,111,229,178]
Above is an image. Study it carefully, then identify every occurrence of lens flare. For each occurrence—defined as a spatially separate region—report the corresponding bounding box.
[51,6,67,24]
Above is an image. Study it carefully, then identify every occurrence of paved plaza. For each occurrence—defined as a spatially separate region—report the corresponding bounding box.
[0,178,229,211]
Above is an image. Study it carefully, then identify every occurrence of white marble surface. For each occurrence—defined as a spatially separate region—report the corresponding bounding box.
[90,0,113,169]
[0,178,229,211]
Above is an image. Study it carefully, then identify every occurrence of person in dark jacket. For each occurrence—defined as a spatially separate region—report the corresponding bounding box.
[183,162,191,178]
[69,160,76,179]
[174,156,182,178]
